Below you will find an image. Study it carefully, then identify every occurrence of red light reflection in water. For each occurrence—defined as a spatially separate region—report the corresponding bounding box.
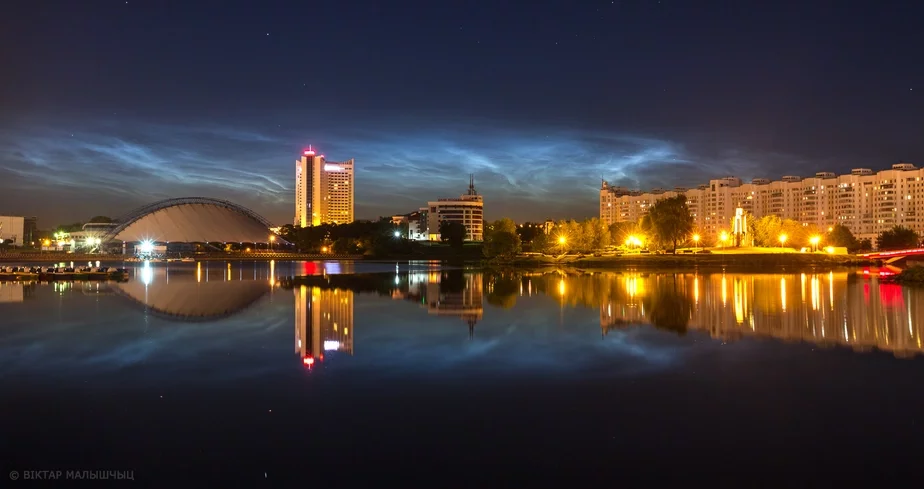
[878,283,905,308]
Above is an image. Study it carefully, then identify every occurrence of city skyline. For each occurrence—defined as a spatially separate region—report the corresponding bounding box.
[2,1,922,226]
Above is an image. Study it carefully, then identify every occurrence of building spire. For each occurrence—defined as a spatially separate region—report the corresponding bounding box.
[467,173,477,195]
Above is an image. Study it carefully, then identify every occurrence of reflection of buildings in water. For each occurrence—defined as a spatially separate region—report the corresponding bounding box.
[594,271,924,358]
[395,271,484,337]
[0,282,25,303]
[294,286,354,367]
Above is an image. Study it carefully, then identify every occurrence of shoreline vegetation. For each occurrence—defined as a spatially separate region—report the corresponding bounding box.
[498,252,874,271]
[894,266,924,284]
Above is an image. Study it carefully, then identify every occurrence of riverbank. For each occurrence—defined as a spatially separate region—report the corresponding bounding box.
[894,266,924,284]
[500,252,876,271]
[0,253,363,263]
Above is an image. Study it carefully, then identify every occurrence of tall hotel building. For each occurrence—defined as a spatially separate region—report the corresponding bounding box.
[600,162,924,242]
[294,147,355,227]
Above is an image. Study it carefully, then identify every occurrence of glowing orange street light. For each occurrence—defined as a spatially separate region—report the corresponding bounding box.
[779,234,788,247]
[809,235,821,252]
[692,233,701,251]
[719,231,729,248]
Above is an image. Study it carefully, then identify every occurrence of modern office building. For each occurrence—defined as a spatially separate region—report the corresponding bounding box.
[391,211,429,241]
[600,162,924,242]
[424,175,484,241]
[0,216,25,246]
[294,147,355,227]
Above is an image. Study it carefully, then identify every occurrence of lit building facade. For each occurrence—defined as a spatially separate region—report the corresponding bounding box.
[600,163,924,242]
[0,216,25,246]
[294,285,354,366]
[294,148,355,227]
[425,176,484,241]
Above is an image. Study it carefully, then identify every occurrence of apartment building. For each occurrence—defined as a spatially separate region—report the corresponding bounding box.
[600,163,924,242]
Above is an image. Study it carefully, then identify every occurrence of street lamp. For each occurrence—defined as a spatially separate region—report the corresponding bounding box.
[779,234,788,248]
[558,235,566,254]
[394,230,401,238]
[809,235,821,252]
[719,231,729,249]
[269,234,276,252]
[692,233,700,251]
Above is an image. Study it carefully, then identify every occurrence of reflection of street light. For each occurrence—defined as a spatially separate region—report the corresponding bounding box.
[810,235,821,252]
[692,233,700,251]
[779,234,788,248]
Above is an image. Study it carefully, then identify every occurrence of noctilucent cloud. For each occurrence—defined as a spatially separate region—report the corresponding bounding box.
[1,0,921,226]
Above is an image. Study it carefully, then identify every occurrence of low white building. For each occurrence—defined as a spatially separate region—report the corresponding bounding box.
[0,216,25,246]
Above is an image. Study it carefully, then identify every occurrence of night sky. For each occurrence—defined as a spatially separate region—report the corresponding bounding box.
[1,0,922,227]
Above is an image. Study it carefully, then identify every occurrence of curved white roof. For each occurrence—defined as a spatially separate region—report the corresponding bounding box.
[112,202,274,243]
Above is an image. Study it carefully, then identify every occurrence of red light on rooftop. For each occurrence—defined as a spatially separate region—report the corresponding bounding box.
[303,150,315,156]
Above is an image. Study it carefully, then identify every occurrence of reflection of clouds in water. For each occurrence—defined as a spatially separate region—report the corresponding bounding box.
[330,299,694,378]
[0,294,291,382]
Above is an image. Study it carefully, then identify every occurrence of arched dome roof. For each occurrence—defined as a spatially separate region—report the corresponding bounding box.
[105,198,277,243]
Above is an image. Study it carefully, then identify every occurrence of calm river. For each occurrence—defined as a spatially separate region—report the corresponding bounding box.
[2,260,923,486]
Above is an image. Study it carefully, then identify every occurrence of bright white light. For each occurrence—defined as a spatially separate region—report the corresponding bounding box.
[323,164,342,171]
[323,340,340,351]
[394,230,401,237]
[139,240,155,253]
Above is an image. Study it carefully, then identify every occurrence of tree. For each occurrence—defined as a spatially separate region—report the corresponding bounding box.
[332,237,360,254]
[752,215,783,247]
[645,195,694,253]
[877,225,920,251]
[858,238,873,252]
[439,221,467,248]
[483,219,521,258]
[826,224,860,252]
[530,233,552,253]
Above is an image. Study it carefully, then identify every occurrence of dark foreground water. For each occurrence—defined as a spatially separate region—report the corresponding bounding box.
[2,260,924,487]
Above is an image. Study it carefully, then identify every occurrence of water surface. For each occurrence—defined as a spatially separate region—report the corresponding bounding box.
[2,261,923,486]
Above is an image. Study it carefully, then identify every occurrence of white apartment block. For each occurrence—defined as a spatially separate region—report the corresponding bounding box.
[600,162,924,242]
